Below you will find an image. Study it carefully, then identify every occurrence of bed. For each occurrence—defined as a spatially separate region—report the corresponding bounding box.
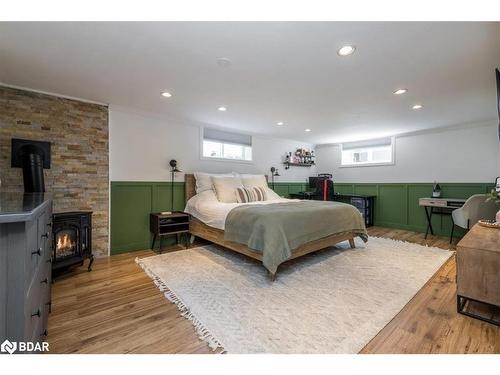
[184,173,368,280]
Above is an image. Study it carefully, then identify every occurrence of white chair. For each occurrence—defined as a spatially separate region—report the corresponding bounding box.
[450,194,498,243]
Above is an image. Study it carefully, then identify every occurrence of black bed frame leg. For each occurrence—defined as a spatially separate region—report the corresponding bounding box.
[349,238,355,248]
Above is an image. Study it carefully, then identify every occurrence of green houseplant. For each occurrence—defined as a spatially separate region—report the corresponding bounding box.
[432,181,441,198]
[486,189,500,222]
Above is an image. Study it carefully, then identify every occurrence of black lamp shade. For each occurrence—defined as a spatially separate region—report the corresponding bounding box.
[169,159,182,173]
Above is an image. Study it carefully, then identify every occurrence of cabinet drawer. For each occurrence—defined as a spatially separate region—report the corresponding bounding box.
[29,302,50,345]
[25,218,40,279]
[25,254,51,343]
[26,261,51,314]
[26,210,52,286]
[31,288,51,343]
[24,294,44,341]
[37,210,51,255]
[26,243,49,291]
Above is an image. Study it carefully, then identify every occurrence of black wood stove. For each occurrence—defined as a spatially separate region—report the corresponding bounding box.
[52,211,94,272]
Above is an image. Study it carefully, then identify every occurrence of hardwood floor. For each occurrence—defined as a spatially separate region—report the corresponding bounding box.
[361,227,499,354]
[47,227,500,354]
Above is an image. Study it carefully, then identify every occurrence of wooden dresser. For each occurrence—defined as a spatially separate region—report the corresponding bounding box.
[456,223,500,326]
[0,193,53,352]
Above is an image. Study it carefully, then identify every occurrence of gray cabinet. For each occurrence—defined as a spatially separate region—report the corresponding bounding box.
[0,194,52,352]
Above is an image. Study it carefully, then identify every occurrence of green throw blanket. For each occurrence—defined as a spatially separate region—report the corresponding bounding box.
[224,201,368,274]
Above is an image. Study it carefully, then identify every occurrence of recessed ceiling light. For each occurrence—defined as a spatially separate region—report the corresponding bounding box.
[218,106,227,112]
[393,88,408,95]
[276,121,284,126]
[161,91,172,98]
[216,57,232,68]
[305,128,311,132]
[412,104,423,110]
[337,45,356,56]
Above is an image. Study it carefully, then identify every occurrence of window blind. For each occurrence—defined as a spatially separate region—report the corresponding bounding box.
[342,137,392,150]
[203,128,252,146]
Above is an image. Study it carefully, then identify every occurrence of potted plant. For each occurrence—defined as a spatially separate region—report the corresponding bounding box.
[486,189,500,222]
[432,181,441,198]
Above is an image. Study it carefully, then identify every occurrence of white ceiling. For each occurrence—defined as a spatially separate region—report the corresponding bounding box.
[1,22,499,143]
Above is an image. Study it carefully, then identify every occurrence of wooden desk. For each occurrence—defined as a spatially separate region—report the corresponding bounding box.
[418,197,466,239]
[456,224,500,326]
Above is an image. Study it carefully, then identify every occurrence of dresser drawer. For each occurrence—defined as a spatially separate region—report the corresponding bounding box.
[24,294,44,342]
[26,209,52,287]
[26,260,51,321]
[40,294,50,339]
[24,281,50,342]
[26,218,41,279]
[37,209,51,256]
[29,283,50,343]
[24,263,51,338]
[28,301,50,345]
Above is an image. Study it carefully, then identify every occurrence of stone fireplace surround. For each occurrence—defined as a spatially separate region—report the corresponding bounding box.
[0,86,109,257]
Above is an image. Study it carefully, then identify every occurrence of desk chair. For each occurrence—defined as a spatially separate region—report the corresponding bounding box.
[309,175,334,201]
[450,194,498,243]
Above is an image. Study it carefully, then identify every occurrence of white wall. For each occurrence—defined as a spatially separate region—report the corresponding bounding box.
[315,121,500,183]
[109,107,316,182]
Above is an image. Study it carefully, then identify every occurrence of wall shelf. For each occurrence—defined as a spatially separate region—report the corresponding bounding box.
[283,162,315,170]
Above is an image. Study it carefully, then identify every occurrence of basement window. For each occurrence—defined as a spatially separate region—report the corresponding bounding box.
[341,137,395,167]
[202,128,252,162]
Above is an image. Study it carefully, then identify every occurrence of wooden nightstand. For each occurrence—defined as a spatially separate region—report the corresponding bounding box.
[150,211,190,251]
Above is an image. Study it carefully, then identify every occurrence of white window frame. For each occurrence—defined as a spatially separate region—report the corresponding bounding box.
[340,136,395,168]
[199,127,254,164]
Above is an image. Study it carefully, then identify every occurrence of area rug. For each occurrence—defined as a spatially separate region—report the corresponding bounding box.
[136,237,453,353]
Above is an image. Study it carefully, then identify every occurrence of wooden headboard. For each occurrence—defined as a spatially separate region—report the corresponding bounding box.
[185,174,196,202]
[184,173,269,202]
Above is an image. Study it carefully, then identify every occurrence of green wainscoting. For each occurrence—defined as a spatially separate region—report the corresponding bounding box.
[111,181,186,254]
[271,182,309,197]
[110,181,307,255]
[110,181,493,255]
[335,183,493,236]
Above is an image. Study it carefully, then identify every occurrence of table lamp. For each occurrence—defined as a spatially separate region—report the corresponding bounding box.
[169,159,182,210]
[270,167,280,190]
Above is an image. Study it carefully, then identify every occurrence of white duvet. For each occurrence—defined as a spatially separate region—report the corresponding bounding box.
[184,188,294,230]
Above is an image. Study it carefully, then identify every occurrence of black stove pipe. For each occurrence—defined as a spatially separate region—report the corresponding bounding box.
[21,151,45,193]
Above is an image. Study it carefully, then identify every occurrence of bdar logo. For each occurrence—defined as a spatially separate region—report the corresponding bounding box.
[1,339,17,354]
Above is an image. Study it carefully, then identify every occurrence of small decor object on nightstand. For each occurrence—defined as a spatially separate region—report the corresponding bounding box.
[150,211,190,252]
[432,181,442,198]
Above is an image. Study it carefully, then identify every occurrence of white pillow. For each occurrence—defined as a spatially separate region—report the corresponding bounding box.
[265,187,283,200]
[194,172,234,194]
[211,176,244,203]
[211,176,243,203]
[240,174,268,189]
